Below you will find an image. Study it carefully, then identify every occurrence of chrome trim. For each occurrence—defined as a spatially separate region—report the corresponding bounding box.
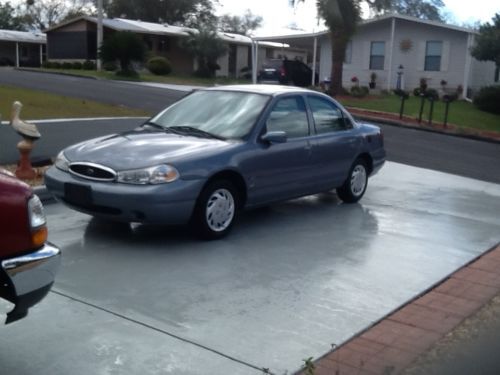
[69,162,117,182]
[2,243,61,296]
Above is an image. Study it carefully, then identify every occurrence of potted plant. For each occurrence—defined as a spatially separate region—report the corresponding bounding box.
[369,72,377,89]
[351,76,359,87]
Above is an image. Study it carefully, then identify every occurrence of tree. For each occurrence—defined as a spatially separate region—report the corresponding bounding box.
[101,0,217,27]
[471,14,500,70]
[99,31,146,75]
[0,2,26,30]
[180,28,228,78]
[383,0,445,21]
[16,0,93,30]
[219,10,263,36]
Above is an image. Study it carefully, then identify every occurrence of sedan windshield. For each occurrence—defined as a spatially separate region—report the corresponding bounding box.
[150,90,269,139]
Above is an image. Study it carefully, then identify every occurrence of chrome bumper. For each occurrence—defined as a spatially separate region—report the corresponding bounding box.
[1,243,61,323]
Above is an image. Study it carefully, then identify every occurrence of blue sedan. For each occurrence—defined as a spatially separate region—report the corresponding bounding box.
[45,85,385,239]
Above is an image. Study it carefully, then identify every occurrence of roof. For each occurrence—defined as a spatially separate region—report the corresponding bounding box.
[45,16,278,47]
[203,84,314,96]
[0,29,46,44]
[255,13,476,41]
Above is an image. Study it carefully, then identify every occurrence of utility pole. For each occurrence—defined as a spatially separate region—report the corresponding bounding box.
[97,0,103,70]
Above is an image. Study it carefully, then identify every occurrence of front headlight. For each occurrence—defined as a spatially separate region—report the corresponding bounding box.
[28,195,46,228]
[116,164,179,185]
[55,151,69,171]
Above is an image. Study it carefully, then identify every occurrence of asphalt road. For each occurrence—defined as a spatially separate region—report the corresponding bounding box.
[0,67,184,112]
[1,68,499,183]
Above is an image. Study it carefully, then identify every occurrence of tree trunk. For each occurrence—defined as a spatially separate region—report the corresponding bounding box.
[329,32,348,97]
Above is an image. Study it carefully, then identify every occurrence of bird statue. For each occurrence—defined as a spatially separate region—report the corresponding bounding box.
[10,101,41,140]
[9,101,40,180]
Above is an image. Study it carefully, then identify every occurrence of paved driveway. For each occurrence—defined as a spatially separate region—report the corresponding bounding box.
[1,162,499,374]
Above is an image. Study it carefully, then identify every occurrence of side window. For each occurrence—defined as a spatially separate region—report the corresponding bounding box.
[425,41,442,71]
[308,96,349,133]
[266,96,309,138]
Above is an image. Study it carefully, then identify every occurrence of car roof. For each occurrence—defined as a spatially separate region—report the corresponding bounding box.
[202,84,316,96]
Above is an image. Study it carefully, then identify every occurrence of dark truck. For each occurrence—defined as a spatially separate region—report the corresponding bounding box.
[0,168,60,323]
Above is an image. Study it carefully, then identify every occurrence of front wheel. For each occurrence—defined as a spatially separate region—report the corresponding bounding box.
[191,180,239,240]
[337,159,368,203]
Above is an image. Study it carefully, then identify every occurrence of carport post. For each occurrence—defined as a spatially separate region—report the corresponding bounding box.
[97,0,103,70]
[252,40,259,84]
[39,44,43,66]
[311,36,317,86]
[15,42,19,68]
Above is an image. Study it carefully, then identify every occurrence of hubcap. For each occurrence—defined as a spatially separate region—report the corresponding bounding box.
[350,165,367,197]
[205,188,235,232]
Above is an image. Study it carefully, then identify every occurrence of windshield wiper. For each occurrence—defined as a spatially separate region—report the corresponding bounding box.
[142,121,177,133]
[168,126,226,140]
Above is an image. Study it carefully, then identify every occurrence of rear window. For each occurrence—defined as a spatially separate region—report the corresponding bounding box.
[262,60,282,69]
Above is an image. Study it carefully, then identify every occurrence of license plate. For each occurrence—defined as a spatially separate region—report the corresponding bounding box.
[64,183,92,205]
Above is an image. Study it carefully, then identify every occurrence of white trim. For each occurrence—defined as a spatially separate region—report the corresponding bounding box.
[387,17,396,90]
[312,36,318,86]
[463,34,474,99]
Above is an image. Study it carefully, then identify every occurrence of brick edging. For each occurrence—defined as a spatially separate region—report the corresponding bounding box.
[299,243,500,375]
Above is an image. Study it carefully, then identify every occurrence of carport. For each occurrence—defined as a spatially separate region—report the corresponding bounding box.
[0,30,46,67]
[251,30,326,86]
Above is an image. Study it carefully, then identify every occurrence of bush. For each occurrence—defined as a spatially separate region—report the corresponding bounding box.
[350,85,369,98]
[51,62,62,69]
[473,85,500,114]
[82,60,96,70]
[115,69,139,78]
[146,56,172,75]
[103,61,118,71]
[41,61,51,69]
[62,62,72,69]
[425,88,439,101]
[72,62,83,70]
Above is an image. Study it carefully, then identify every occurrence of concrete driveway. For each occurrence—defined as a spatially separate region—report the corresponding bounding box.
[1,162,499,375]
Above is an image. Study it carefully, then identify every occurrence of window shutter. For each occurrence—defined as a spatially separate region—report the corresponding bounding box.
[441,41,450,72]
[417,41,426,72]
[363,41,370,70]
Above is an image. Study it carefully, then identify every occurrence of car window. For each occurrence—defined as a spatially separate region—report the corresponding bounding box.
[266,96,309,138]
[308,96,349,133]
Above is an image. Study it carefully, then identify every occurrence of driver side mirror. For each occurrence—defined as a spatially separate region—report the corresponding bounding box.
[261,131,287,144]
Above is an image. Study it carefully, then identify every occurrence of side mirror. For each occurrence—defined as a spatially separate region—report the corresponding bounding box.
[261,131,287,144]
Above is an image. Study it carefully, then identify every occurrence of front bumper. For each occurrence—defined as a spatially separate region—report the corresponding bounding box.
[45,166,203,225]
[1,242,61,324]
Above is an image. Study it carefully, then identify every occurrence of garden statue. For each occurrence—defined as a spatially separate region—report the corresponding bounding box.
[10,101,41,180]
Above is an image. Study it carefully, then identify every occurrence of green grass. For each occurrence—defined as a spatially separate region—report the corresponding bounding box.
[339,94,500,132]
[37,68,251,86]
[0,84,150,120]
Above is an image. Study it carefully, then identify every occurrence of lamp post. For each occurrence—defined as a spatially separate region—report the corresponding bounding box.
[97,0,103,71]
[396,64,404,90]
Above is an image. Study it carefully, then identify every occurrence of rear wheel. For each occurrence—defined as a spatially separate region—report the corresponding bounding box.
[192,180,239,240]
[337,159,368,203]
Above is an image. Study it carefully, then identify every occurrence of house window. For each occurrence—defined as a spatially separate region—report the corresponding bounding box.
[344,40,352,64]
[369,41,385,70]
[425,41,442,71]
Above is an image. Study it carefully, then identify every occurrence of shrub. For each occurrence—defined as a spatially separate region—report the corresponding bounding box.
[473,85,500,114]
[62,62,72,69]
[350,85,369,98]
[115,69,139,78]
[425,88,439,101]
[146,56,172,75]
[41,61,51,69]
[51,62,62,69]
[103,61,118,71]
[82,60,96,70]
[72,62,83,70]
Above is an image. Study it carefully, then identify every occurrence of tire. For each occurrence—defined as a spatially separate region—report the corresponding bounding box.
[191,180,239,240]
[336,158,369,203]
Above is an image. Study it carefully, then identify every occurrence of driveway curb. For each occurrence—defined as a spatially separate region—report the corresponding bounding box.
[298,243,500,375]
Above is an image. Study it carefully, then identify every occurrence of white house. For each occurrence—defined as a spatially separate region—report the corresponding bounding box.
[257,14,499,97]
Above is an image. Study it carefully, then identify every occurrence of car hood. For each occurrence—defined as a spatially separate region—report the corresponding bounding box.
[64,128,236,170]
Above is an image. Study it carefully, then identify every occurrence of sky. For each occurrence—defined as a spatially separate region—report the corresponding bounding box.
[216,0,500,36]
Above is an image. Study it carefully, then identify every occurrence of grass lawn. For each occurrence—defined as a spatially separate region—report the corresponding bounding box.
[0,84,149,120]
[339,94,500,133]
[36,68,251,86]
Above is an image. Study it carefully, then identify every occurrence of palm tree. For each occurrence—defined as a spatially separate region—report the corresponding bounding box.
[291,0,386,96]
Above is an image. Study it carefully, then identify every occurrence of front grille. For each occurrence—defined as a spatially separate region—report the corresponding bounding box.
[69,162,116,181]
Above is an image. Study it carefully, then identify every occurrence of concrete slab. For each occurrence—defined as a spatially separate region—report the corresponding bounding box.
[2,162,499,374]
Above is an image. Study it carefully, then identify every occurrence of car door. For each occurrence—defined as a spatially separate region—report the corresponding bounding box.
[245,95,315,205]
[307,95,361,189]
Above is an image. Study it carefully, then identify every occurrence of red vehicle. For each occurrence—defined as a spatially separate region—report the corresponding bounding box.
[0,168,60,323]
